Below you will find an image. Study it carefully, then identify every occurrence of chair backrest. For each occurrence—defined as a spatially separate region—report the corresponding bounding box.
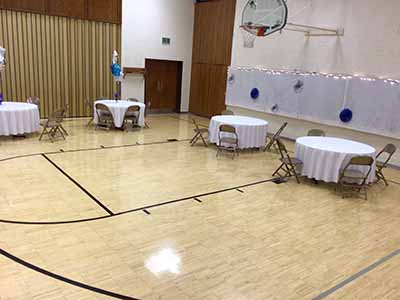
[95,103,111,118]
[96,97,108,101]
[219,124,236,133]
[47,108,64,125]
[376,143,397,168]
[27,96,40,106]
[307,129,326,137]
[221,110,234,115]
[271,122,288,141]
[127,97,140,102]
[192,118,201,131]
[126,105,140,113]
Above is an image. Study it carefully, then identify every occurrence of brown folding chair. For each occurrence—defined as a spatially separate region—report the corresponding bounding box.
[127,97,140,102]
[123,105,140,131]
[216,124,239,159]
[84,99,94,126]
[337,156,374,200]
[375,144,396,186]
[57,105,69,136]
[39,109,66,142]
[95,103,114,130]
[190,118,208,147]
[221,109,234,115]
[272,138,303,183]
[264,122,288,152]
[307,129,326,137]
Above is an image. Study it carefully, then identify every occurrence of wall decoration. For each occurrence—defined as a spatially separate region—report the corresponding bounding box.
[339,108,353,123]
[228,74,235,84]
[226,66,400,138]
[250,87,260,99]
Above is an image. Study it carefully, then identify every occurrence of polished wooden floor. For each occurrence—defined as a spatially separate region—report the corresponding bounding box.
[0,114,399,300]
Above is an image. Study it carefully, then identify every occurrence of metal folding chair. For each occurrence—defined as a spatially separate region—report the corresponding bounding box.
[221,109,234,115]
[272,138,303,183]
[123,105,140,131]
[337,156,374,200]
[264,122,288,152]
[95,103,114,130]
[216,124,239,159]
[190,118,208,147]
[375,144,396,186]
[39,109,66,142]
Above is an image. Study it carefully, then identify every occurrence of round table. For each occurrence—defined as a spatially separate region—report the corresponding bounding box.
[209,115,268,149]
[0,102,40,136]
[295,136,376,183]
[93,100,146,128]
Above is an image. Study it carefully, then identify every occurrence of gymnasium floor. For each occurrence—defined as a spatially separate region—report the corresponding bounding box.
[0,114,399,300]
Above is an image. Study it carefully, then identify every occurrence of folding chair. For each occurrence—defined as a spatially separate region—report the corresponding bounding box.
[221,109,234,115]
[264,122,288,152]
[190,118,208,147]
[95,103,114,130]
[375,144,396,186]
[216,124,239,159]
[123,105,140,131]
[307,129,326,137]
[127,97,140,102]
[272,138,303,183]
[337,156,374,200]
[57,105,69,136]
[39,109,66,142]
[84,99,94,126]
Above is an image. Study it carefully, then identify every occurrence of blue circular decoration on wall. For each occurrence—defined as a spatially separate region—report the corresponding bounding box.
[340,108,353,123]
[250,88,259,99]
[271,104,279,113]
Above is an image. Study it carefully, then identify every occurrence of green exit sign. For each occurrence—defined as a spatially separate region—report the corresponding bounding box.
[162,37,171,45]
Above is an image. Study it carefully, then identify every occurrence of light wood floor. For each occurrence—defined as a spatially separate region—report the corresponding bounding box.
[0,114,399,300]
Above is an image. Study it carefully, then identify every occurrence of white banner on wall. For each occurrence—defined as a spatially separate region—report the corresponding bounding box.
[226,67,400,139]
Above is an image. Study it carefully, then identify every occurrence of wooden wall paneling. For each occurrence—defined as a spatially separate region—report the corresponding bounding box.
[87,0,120,24]
[0,10,121,118]
[48,0,86,19]
[208,65,228,116]
[2,0,46,13]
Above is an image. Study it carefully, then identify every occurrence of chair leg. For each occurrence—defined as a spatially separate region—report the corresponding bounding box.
[190,132,199,145]
[272,163,284,176]
[59,124,69,136]
[39,127,47,141]
[199,133,208,147]
[87,117,93,127]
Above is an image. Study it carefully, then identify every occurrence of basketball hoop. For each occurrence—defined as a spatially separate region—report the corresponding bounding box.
[240,25,256,48]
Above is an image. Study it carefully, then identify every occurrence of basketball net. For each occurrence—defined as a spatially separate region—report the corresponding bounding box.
[240,25,267,48]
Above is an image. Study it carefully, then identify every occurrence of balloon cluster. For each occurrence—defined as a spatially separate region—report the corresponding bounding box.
[110,50,123,82]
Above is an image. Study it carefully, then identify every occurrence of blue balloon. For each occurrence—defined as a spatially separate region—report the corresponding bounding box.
[250,88,259,99]
[111,63,121,77]
[340,108,353,123]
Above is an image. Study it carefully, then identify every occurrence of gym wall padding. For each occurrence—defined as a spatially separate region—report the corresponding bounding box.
[226,67,400,138]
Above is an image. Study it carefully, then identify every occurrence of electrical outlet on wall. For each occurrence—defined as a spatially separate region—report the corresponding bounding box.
[161,37,171,45]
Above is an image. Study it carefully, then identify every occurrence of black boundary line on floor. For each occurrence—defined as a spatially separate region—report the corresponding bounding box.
[312,248,400,300]
[0,139,191,163]
[0,248,140,300]
[0,178,276,225]
[193,197,202,203]
[236,188,244,193]
[142,209,151,215]
[41,154,114,216]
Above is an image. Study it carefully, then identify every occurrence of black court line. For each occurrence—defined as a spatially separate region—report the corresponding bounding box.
[0,177,276,225]
[193,197,202,203]
[0,248,140,300]
[236,188,244,193]
[41,154,114,216]
[143,209,151,215]
[313,248,400,300]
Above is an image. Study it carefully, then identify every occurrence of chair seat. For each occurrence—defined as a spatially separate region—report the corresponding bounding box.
[220,137,237,144]
[376,161,385,168]
[340,169,366,180]
[280,157,303,165]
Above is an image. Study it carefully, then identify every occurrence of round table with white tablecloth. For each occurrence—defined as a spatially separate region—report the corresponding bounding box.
[295,136,376,183]
[0,102,40,136]
[93,100,146,128]
[209,115,268,149]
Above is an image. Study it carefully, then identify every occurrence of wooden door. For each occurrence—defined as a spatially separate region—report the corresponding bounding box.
[145,59,183,113]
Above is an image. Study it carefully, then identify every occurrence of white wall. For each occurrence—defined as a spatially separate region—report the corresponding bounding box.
[229,0,400,165]
[121,0,194,111]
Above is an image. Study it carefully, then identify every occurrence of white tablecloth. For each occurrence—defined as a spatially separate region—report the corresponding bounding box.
[0,102,40,136]
[93,100,145,128]
[295,136,376,183]
[209,115,268,149]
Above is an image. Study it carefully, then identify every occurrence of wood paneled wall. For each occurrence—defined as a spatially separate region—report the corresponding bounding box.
[189,0,236,117]
[0,9,121,117]
[0,0,121,24]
